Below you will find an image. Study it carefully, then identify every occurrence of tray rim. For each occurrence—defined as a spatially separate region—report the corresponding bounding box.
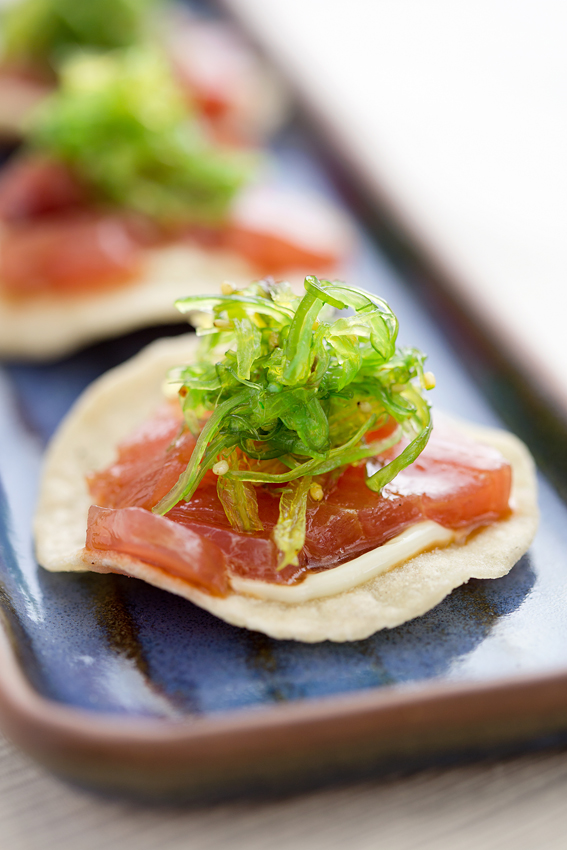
[2,609,567,798]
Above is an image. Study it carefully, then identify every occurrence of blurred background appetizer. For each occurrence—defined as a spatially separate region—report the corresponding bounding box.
[0,47,352,358]
[0,0,287,144]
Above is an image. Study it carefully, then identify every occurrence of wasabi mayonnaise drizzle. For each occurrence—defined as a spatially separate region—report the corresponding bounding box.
[230,521,456,603]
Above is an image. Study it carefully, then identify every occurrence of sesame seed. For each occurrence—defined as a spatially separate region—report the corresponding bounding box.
[310,483,324,501]
[423,371,436,390]
[213,460,229,476]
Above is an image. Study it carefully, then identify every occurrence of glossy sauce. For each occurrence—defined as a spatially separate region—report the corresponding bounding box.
[86,404,512,595]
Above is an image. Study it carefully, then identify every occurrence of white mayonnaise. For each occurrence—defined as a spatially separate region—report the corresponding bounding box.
[229,520,456,603]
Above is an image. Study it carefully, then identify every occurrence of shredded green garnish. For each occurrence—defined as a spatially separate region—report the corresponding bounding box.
[2,0,158,73]
[155,276,434,570]
[272,476,313,569]
[29,48,253,223]
[216,450,264,534]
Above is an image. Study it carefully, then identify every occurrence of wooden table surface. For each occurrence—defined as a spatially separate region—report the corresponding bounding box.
[2,731,567,850]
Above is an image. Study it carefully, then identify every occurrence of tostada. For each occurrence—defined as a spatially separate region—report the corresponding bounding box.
[0,49,349,358]
[0,0,287,144]
[35,277,538,641]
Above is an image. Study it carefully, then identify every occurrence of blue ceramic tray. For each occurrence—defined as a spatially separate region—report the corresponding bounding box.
[1,135,567,801]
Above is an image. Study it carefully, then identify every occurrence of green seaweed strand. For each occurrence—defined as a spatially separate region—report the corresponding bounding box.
[153,277,434,567]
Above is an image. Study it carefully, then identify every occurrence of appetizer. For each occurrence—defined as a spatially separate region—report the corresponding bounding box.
[0,0,286,144]
[0,51,350,358]
[35,277,538,642]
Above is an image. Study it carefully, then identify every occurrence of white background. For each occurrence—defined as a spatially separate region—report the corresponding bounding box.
[227,0,567,416]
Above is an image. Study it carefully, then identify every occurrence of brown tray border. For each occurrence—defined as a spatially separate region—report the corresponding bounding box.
[2,610,567,801]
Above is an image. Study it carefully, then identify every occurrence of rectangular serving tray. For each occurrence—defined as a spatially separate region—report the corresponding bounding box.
[1,136,567,802]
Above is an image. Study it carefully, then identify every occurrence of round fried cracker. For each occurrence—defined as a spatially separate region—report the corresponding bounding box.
[0,243,254,359]
[35,333,539,642]
[0,188,352,360]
